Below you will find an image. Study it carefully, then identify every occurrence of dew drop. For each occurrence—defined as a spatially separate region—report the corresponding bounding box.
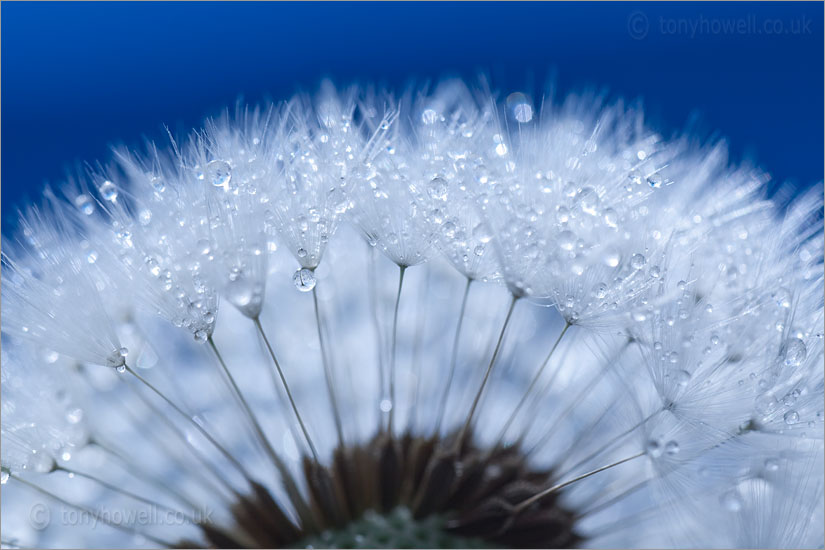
[592,283,608,300]
[647,174,663,188]
[513,103,533,123]
[782,338,807,367]
[646,439,662,457]
[665,440,680,455]
[297,248,308,259]
[99,180,118,201]
[427,177,448,200]
[0,470,8,485]
[292,268,316,292]
[558,230,576,251]
[772,287,792,309]
[577,187,600,216]
[196,239,211,255]
[630,253,646,270]
[674,369,691,386]
[603,248,621,268]
[764,458,780,472]
[74,194,95,215]
[194,330,208,343]
[205,160,232,189]
[784,410,799,425]
[603,208,618,228]
[421,109,438,125]
[472,223,492,244]
[226,277,254,307]
[721,490,743,512]
[380,399,393,412]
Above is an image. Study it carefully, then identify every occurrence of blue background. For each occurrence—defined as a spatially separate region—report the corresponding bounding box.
[2,1,822,232]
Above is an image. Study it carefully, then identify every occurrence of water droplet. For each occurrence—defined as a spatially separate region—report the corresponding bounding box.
[513,103,533,123]
[577,187,599,216]
[556,206,570,224]
[427,177,448,200]
[205,160,232,189]
[421,109,437,125]
[674,369,691,386]
[772,287,792,309]
[196,239,211,255]
[630,253,646,269]
[507,92,533,123]
[592,283,608,299]
[0,470,8,484]
[116,365,127,373]
[603,208,618,228]
[784,410,799,425]
[99,180,118,201]
[226,277,254,307]
[649,265,661,278]
[194,330,208,343]
[603,248,621,268]
[74,194,95,215]
[764,458,780,472]
[292,268,316,292]
[558,230,576,251]
[782,338,807,367]
[647,174,663,188]
[665,440,680,455]
[138,209,152,225]
[380,399,392,412]
[329,188,349,214]
[646,439,663,457]
[721,490,743,512]
[297,248,308,259]
[472,223,492,244]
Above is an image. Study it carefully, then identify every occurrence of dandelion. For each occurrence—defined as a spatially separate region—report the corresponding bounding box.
[1,80,823,550]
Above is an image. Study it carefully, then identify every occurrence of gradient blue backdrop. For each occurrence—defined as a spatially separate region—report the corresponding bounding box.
[2,1,822,232]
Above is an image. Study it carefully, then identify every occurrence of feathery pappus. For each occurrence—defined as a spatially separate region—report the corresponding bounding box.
[1,80,823,549]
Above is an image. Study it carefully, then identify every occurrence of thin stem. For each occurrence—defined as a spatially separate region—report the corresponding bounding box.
[455,294,519,451]
[207,336,311,524]
[207,336,283,468]
[407,267,431,432]
[82,364,236,504]
[367,245,386,428]
[121,375,240,501]
[520,338,632,451]
[494,321,571,446]
[387,264,407,433]
[512,451,645,514]
[89,438,201,512]
[124,365,256,484]
[253,316,319,462]
[10,474,175,547]
[53,466,197,523]
[558,408,660,479]
[312,285,345,447]
[579,476,650,518]
[433,277,473,435]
